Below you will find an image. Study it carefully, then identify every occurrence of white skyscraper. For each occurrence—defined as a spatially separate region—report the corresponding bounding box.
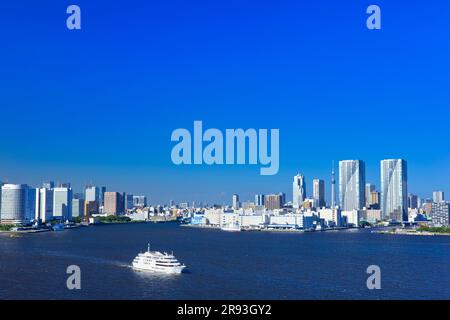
[35,187,54,222]
[85,186,100,203]
[0,184,29,224]
[232,194,240,209]
[381,159,407,221]
[293,174,306,208]
[313,179,325,208]
[433,191,444,203]
[339,160,365,211]
[53,187,73,220]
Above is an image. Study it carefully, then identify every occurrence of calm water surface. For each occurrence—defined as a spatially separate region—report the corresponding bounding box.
[0,223,449,300]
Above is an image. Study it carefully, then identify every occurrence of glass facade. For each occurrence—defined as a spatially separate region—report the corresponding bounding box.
[381,159,408,221]
[339,160,366,211]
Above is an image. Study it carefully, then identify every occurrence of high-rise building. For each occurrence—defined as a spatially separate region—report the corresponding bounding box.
[26,188,36,221]
[42,181,55,189]
[408,193,418,209]
[433,191,445,203]
[100,186,107,206]
[431,202,449,226]
[85,186,100,203]
[264,193,283,210]
[85,201,99,216]
[72,198,85,218]
[125,194,134,210]
[293,174,306,208]
[133,195,147,208]
[369,191,380,209]
[339,160,365,211]
[313,179,325,208]
[255,194,265,206]
[381,159,408,221]
[104,192,125,215]
[53,187,73,220]
[35,188,54,222]
[0,184,29,224]
[232,194,240,209]
[365,183,376,208]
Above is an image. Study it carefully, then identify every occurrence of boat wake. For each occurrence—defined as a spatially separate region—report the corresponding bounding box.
[41,250,131,269]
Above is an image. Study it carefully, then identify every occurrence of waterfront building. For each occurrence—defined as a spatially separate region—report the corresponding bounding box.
[293,174,306,208]
[339,160,366,211]
[232,194,240,209]
[238,214,267,228]
[204,208,222,226]
[0,184,29,225]
[35,188,53,222]
[104,192,125,215]
[264,193,284,210]
[381,159,408,221]
[220,212,239,228]
[53,187,73,220]
[360,209,382,223]
[85,200,99,216]
[26,188,36,221]
[313,179,326,208]
[72,198,85,218]
[269,214,304,229]
[433,191,445,203]
[431,202,449,226]
[341,210,360,227]
[133,195,147,208]
[318,208,341,227]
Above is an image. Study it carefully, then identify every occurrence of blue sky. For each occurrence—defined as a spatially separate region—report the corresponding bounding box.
[0,0,449,204]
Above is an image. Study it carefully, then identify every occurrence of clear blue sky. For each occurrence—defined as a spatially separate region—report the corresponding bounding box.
[0,0,449,205]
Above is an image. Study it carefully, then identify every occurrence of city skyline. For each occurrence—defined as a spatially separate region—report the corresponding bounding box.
[0,158,446,207]
[1,1,449,204]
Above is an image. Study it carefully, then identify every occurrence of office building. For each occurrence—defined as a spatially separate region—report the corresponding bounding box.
[53,187,73,220]
[293,174,306,208]
[232,194,240,210]
[104,192,125,215]
[72,198,85,218]
[339,160,366,211]
[408,193,418,209]
[85,186,100,203]
[313,179,325,208]
[35,187,54,222]
[126,194,134,210]
[381,159,408,221]
[431,202,449,226]
[369,191,380,209]
[433,191,444,203]
[133,195,147,208]
[0,184,29,224]
[255,194,265,206]
[265,193,284,210]
[365,183,376,208]
[85,201,99,216]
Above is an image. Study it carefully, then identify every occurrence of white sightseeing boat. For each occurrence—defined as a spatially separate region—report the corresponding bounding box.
[132,243,186,274]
